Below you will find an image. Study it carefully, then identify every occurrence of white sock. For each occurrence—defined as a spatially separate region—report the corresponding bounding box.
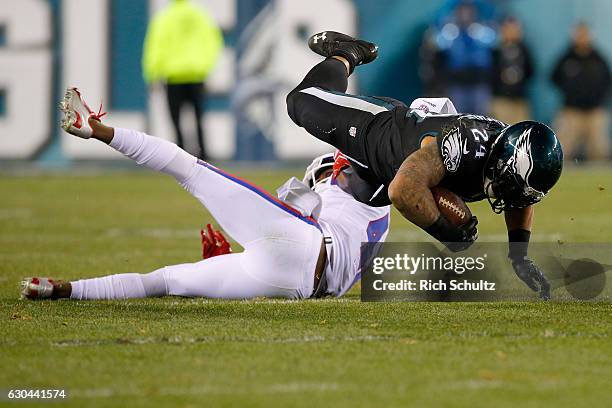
[70,270,170,300]
[70,273,147,300]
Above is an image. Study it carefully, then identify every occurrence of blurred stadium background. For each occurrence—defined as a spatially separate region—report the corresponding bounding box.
[1,0,611,165]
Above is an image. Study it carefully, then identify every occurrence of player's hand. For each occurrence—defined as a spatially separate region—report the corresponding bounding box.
[201,224,232,259]
[511,258,550,300]
[444,216,478,252]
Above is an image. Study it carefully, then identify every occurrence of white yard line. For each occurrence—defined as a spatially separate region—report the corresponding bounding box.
[71,382,344,398]
[52,334,393,347]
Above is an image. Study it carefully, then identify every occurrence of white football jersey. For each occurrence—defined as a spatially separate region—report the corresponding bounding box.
[315,178,391,296]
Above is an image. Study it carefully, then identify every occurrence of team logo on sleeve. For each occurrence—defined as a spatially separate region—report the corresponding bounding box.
[441,127,467,173]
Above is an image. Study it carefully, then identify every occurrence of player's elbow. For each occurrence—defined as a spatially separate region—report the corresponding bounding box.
[389,175,426,214]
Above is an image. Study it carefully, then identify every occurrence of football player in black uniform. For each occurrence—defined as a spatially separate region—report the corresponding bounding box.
[286,32,564,299]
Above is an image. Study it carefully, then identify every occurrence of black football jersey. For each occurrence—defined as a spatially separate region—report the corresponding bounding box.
[433,114,507,201]
[359,109,507,204]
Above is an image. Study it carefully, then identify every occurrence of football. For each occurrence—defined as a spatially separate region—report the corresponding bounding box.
[431,186,472,226]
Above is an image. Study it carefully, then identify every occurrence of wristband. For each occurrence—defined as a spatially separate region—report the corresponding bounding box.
[508,229,530,262]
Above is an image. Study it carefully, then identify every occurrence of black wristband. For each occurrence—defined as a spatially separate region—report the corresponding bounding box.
[508,229,531,262]
[424,215,457,242]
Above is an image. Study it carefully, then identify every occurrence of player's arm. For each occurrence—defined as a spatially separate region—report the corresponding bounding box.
[505,206,533,233]
[505,206,551,300]
[388,142,444,227]
[388,142,477,251]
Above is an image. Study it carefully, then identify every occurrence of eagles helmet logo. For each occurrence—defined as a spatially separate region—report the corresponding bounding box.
[441,127,467,173]
[507,127,546,200]
[509,128,534,187]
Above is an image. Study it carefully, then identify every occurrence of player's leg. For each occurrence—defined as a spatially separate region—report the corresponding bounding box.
[286,58,395,169]
[166,83,185,148]
[157,254,298,299]
[104,125,322,247]
[584,108,609,160]
[291,57,350,95]
[57,88,322,299]
[161,234,319,298]
[286,33,386,169]
[189,82,207,160]
[24,221,321,300]
[24,254,298,300]
[68,254,301,300]
[554,108,580,160]
[22,195,321,301]
[59,88,322,248]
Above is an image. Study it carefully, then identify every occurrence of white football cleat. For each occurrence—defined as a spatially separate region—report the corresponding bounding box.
[58,87,106,139]
[21,277,58,300]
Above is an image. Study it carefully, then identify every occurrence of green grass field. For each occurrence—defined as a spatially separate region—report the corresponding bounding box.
[1,165,611,407]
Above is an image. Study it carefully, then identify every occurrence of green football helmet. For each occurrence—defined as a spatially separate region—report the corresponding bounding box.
[483,121,563,213]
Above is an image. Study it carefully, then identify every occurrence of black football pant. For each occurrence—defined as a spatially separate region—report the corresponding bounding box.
[287,58,370,170]
[166,82,206,160]
[286,58,404,205]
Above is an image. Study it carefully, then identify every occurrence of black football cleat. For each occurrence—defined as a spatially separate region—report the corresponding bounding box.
[308,31,378,74]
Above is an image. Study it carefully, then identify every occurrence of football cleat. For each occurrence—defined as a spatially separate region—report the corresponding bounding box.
[58,87,106,139]
[308,31,378,74]
[21,277,59,300]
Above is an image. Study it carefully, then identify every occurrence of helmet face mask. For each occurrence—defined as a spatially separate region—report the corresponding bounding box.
[303,153,335,190]
[484,161,545,214]
[483,121,563,213]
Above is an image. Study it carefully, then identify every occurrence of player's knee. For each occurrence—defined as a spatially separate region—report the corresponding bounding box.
[141,269,168,297]
[163,147,198,182]
[285,91,295,118]
[285,89,301,124]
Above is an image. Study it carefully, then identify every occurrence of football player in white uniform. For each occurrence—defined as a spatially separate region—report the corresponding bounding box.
[21,88,390,301]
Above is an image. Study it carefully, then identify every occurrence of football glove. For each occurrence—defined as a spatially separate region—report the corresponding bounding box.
[426,215,479,252]
[200,224,232,259]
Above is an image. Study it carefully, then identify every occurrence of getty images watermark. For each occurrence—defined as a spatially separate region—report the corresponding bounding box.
[371,252,494,292]
[360,243,611,301]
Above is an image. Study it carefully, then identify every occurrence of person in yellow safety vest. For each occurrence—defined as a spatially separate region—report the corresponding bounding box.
[142,0,223,160]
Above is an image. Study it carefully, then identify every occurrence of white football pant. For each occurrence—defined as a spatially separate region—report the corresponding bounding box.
[70,128,322,300]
